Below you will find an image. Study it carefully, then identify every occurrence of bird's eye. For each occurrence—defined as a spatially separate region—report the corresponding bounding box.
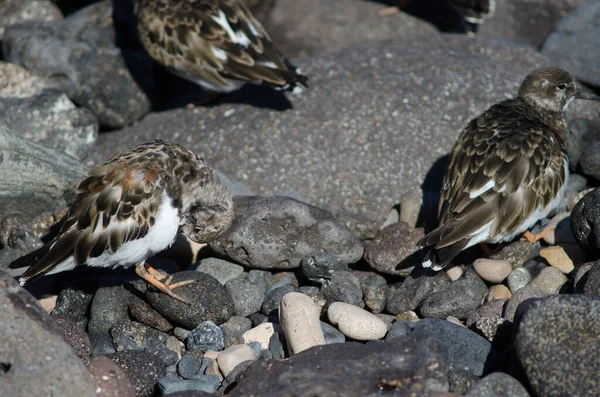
[557,83,567,90]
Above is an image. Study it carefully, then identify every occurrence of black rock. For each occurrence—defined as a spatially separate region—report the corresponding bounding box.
[90,332,116,356]
[145,271,234,329]
[225,276,265,317]
[261,284,297,315]
[360,273,388,314]
[300,252,349,283]
[210,196,364,269]
[467,372,530,397]
[54,318,91,366]
[144,343,179,367]
[572,188,600,255]
[52,287,93,327]
[247,341,262,359]
[322,270,364,308]
[448,367,479,395]
[268,332,287,360]
[386,269,451,314]
[248,312,267,327]
[419,270,488,320]
[265,272,298,295]
[385,320,416,342]
[186,321,225,352]
[105,350,167,397]
[228,335,448,396]
[128,298,172,333]
[177,354,200,379]
[410,318,498,377]
[581,261,600,295]
[110,320,168,352]
[88,285,134,336]
[319,321,346,344]
[514,295,600,396]
[219,316,252,348]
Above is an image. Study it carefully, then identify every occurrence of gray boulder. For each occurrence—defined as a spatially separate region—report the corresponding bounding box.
[0,0,62,40]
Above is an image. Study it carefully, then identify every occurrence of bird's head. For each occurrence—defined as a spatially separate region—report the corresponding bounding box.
[518,67,600,113]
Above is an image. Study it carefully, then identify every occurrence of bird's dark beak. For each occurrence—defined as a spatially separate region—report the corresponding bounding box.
[575,90,600,101]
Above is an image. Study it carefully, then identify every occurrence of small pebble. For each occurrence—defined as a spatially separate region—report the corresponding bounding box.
[319,321,346,344]
[242,322,275,349]
[279,292,325,355]
[247,341,262,359]
[187,321,225,352]
[157,376,220,395]
[473,259,512,283]
[486,285,511,301]
[217,344,255,377]
[327,302,387,340]
[531,266,568,295]
[173,327,190,341]
[204,358,224,382]
[395,310,419,322]
[177,354,199,379]
[446,266,464,281]
[360,273,388,314]
[539,245,576,274]
[194,258,245,285]
[507,267,532,293]
[39,295,58,313]
[385,320,415,342]
[399,188,422,228]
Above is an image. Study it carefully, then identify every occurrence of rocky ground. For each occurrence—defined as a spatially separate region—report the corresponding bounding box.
[1,0,600,396]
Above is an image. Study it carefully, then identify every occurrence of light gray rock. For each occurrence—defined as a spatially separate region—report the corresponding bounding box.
[90,36,597,237]
[467,372,530,397]
[0,0,62,40]
[0,121,86,223]
[0,272,96,397]
[195,258,245,285]
[210,196,363,269]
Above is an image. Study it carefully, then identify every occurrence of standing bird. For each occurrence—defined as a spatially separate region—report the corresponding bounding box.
[135,0,308,95]
[418,67,600,271]
[12,141,234,303]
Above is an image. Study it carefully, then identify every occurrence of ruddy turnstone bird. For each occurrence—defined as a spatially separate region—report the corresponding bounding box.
[135,0,308,95]
[12,140,234,303]
[448,0,495,25]
[418,67,600,270]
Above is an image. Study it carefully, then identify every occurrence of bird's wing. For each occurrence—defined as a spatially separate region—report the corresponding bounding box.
[420,101,567,250]
[136,0,307,90]
[18,164,165,283]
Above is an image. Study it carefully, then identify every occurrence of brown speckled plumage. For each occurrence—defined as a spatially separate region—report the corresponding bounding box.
[15,140,234,285]
[418,67,600,270]
[135,0,307,92]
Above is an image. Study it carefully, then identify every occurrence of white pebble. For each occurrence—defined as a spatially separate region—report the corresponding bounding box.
[327,302,387,341]
[242,322,275,350]
[279,292,325,355]
[216,344,255,377]
[473,258,512,283]
[445,266,463,281]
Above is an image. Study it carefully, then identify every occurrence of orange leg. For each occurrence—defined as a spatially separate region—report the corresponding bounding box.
[135,263,193,304]
[522,224,557,243]
[480,242,494,256]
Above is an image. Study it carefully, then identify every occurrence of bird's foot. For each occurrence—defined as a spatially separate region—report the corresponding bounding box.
[135,263,191,304]
[522,225,557,244]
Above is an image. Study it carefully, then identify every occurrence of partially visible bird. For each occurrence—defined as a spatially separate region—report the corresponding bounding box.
[418,67,600,271]
[135,0,308,95]
[11,140,234,303]
[448,0,495,25]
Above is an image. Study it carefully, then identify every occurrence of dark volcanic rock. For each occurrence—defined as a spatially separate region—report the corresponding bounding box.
[88,356,137,397]
[364,222,425,276]
[128,299,173,332]
[3,0,152,128]
[360,273,388,314]
[386,269,451,315]
[300,252,349,283]
[322,270,364,308]
[225,276,265,317]
[580,141,600,182]
[55,317,91,365]
[479,0,586,47]
[210,196,363,269]
[541,0,600,89]
[52,287,93,326]
[186,321,225,352]
[0,272,95,397]
[572,188,600,256]
[0,121,86,223]
[229,335,449,396]
[105,350,166,397]
[514,295,600,396]
[0,62,98,160]
[467,372,530,397]
[110,320,168,352]
[261,284,298,315]
[88,285,135,336]
[411,318,498,378]
[90,36,597,237]
[145,271,234,329]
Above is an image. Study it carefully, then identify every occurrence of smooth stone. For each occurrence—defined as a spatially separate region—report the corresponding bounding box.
[88,356,136,397]
[385,320,416,342]
[52,287,93,325]
[225,276,266,317]
[410,318,498,377]
[489,240,533,269]
[268,331,287,360]
[507,267,532,293]
[110,320,167,352]
[446,266,464,281]
[88,285,134,336]
[473,258,512,283]
[386,269,451,314]
[242,322,275,350]
[157,376,220,395]
[327,302,387,341]
[145,271,234,329]
[322,270,364,308]
[395,310,420,322]
[504,284,544,321]
[210,196,364,268]
[90,332,116,357]
[360,273,388,314]
[467,372,530,397]
[486,284,511,301]
[364,222,426,276]
[104,351,166,397]
[300,252,349,283]
[279,292,325,355]
[217,344,256,377]
[514,295,600,396]
[219,316,252,349]
[319,321,346,344]
[539,245,577,274]
[177,354,199,379]
[261,284,298,315]
[266,272,299,295]
[571,187,600,255]
[195,258,245,285]
[187,321,225,352]
[531,266,568,295]
[399,188,422,228]
[247,341,262,360]
[128,299,173,332]
[173,327,190,341]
